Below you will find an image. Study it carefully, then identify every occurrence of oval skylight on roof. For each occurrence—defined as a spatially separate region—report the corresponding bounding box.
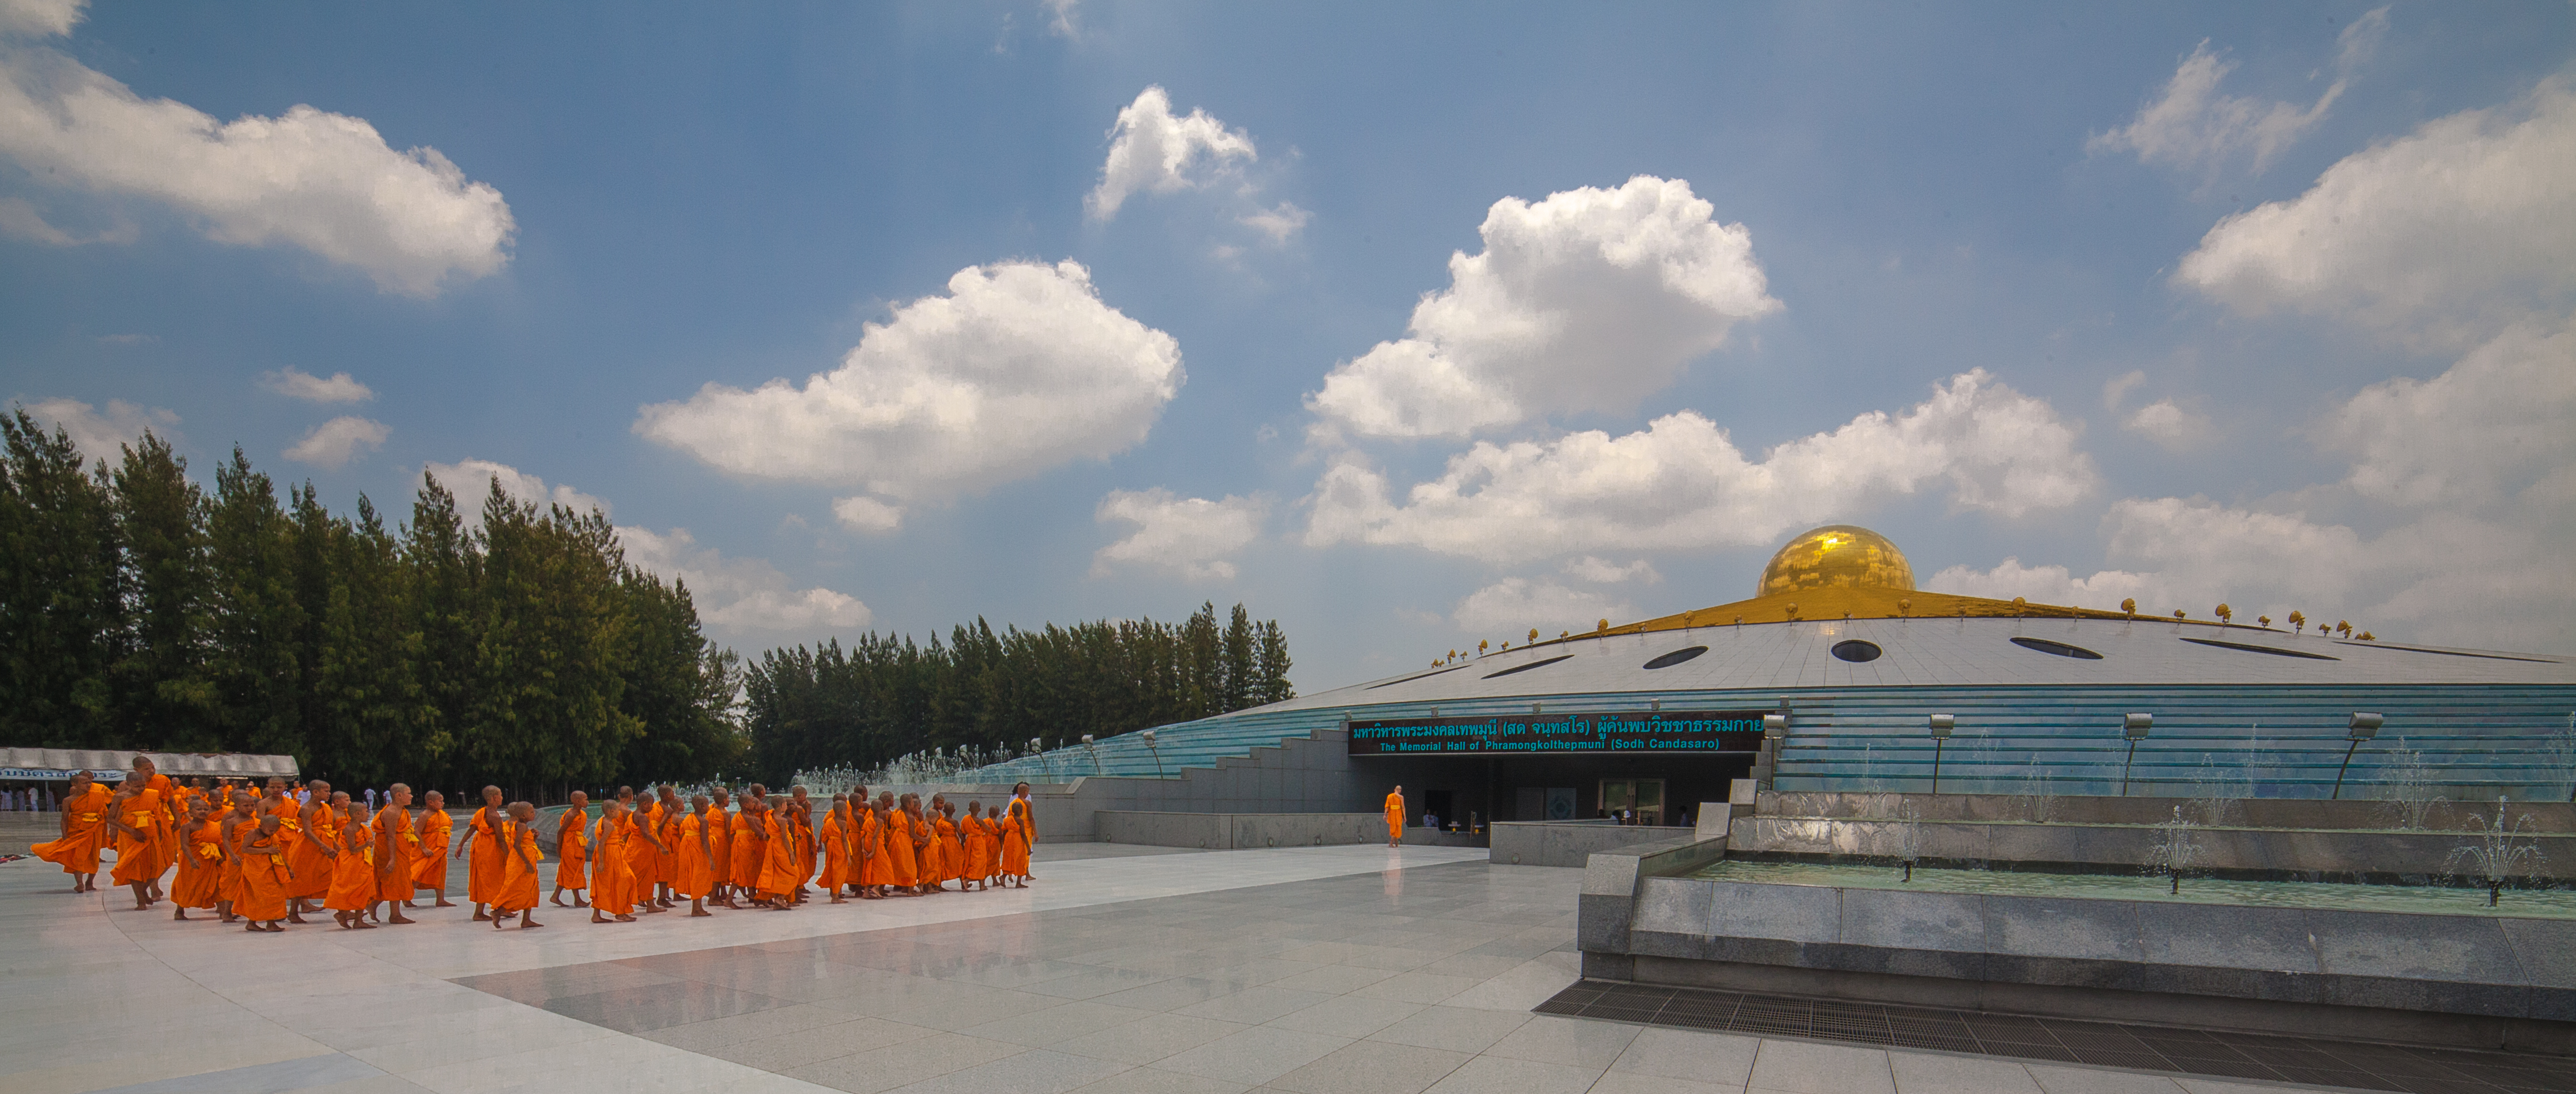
[2011,636,2103,660]
[1830,640,1882,663]
[1482,654,1575,679]
[1643,646,1708,670]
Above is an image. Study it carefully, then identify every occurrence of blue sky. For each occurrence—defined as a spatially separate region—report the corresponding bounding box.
[6,0,2572,689]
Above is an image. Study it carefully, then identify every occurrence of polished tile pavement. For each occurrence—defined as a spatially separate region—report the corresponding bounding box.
[9,840,2378,1094]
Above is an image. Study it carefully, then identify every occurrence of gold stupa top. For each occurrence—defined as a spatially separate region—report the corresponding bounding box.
[1757,525,1915,597]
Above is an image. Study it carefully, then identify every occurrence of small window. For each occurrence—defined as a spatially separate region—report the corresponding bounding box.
[1483,654,1575,679]
[1830,640,1882,663]
[2011,636,2103,660]
[2181,636,2338,661]
[1643,646,1708,670]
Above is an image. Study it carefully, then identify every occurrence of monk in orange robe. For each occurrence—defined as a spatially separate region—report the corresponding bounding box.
[171,798,224,919]
[706,789,734,906]
[413,791,454,906]
[883,795,920,895]
[817,796,849,902]
[961,802,992,891]
[617,787,670,915]
[926,797,959,892]
[998,789,1033,886]
[137,759,180,901]
[107,775,165,908]
[324,792,379,929]
[589,799,634,923]
[1384,785,1406,848]
[286,780,339,915]
[461,786,505,919]
[756,796,802,908]
[657,785,687,907]
[552,792,590,908]
[373,784,418,924]
[786,787,817,901]
[491,803,544,929]
[676,795,715,916]
[219,798,259,921]
[238,815,294,932]
[726,794,762,907]
[855,798,886,898]
[34,771,111,891]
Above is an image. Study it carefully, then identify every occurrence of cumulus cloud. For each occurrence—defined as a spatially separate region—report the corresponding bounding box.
[1452,577,1635,638]
[260,366,372,403]
[1086,86,1256,220]
[1092,488,1267,581]
[282,415,387,469]
[0,194,132,244]
[2326,318,2576,509]
[830,496,903,534]
[425,458,610,529]
[2090,10,2384,179]
[1562,556,1660,585]
[1239,201,1309,244]
[2174,76,2576,344]
[634,259,1184,526]
[0,9,513,296]
[1041,0,1079,40]
[1306,369,2093,565]
[2124,399,2214,448]
[1307,176,1780,439]
[16,395,174,463]
[1925,557,2159,612]
[619,526,870,634]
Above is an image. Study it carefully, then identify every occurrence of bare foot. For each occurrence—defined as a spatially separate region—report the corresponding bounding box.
[689,908,711,916]
[433,899,456,907]
[614,913,635,922]
[387,913,415,924]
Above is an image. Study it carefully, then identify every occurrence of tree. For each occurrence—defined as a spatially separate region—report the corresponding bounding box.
[203,449,307,758]
[110,433,213,746]
[0,412,124,746]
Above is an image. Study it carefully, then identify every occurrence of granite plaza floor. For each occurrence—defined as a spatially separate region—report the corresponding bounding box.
[5,840,2379,1094]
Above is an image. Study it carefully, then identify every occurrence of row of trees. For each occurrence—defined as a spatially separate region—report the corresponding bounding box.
[746,602,1293,779]
[0,413,742,797]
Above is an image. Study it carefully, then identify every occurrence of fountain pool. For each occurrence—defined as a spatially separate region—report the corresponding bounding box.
[1683,857,2576,918]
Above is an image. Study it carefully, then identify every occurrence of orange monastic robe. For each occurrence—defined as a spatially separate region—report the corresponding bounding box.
[144,772,179,876]
[591,815,633,916]
[885,810,919,887]
[757,813,799,898]
[963,815,993,880]
[930,815,960,884]
[999,800,1032,877]
[657,803,683,886]
[728,812,761,890]
[415,809,452,890]
[621,808,659,901]
[220,815,256,906]
[109,788,164,886]
[493,822,540,915]
[706,807,730,889]
[34,782,112,876]
[858,811,887,887]
[290,801,338,899]
[555,809,589,891]
[674,813,711,899]
[467,810,504,905]
[817,813,848,891]
[325,824,375,912]
[171,817,225,909]
[1384,792,1406,841]
[237,831,291,921]
[375,806,416,903]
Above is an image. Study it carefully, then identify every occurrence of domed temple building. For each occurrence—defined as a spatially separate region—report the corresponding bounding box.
[963,526,2576,830]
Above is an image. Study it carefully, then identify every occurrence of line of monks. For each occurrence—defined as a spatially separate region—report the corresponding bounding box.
[28,757,1041,934]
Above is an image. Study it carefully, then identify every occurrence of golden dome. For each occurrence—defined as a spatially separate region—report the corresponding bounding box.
[1757,525,1915,597]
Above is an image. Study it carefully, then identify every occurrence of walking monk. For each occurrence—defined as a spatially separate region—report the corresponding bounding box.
[590,798,635,924]
[706,789,734,907]
[34,770,111,892]
[134,757,180,904]
[106,772,164,909]
[725,792,762,909]
[676,795,716,916]
[1384,785,1406,848]
[925,797,958,893]
[414,791,454,907]
[238,814,294,933]
[786,787,817,902]
[288,780,338,918]
[553,791,590,908]
[886,794,922,896]
[373,784,418,924]
[491,803,543,929]
[757,792,802,909]
[618,787,670,914]
[998,786,1033,888]
[171,797,224,920]
[218,797,259,921]
[656,785,687,908]
[461,786,505,919]
[325,792,377,930]
[818,796,851,902]
[962,802,992,891]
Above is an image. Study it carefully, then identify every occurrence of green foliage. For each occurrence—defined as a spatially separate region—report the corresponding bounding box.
[0,428,742,798]
[744,601,1295,780]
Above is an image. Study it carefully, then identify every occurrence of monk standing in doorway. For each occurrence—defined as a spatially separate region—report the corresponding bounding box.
[1385,785,1406,848]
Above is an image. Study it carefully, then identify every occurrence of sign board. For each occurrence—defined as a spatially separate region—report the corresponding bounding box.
[1347,710,1766,756]
[1,768,125,781]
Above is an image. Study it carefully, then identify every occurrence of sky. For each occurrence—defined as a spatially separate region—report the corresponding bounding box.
[4,0,2573,693]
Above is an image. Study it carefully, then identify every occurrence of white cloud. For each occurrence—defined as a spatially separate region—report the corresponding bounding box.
[1085,86,1256,220]
[1306,369,2094,565]
[16,396,174,463]
[1041,0,1079,40]
[1452,577,1635,638]
[0,195,132,244]
[2174,76,2576,344]
[425,458,610,529]
[0,0,84,38]
[2123,399,2213,448]
[2089,10,2386,179]
[260,366,373,403]
[1925,557,2158,613]
[829,495,903,534]
[2327,318,2576,508]
[0,18,513,296]
[1307,176,1780,439]
[1091,488,1267,581]
[282,415,387,469]
[1239,201,1309,244]
[634,259,1184,526]
[618,526,870,634]
[1562,556,1660,585]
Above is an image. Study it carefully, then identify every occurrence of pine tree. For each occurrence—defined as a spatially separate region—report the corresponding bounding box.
[203,448,307,758]
[110,433,213,746]
[0,411,124,746]
[1255,620,1294,705]
[403,473,477,784]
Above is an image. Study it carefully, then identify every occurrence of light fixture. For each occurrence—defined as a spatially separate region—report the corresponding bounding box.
[2332,713,2384,799]
[2119,713,2152,796]
[1928,714,1956,794]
